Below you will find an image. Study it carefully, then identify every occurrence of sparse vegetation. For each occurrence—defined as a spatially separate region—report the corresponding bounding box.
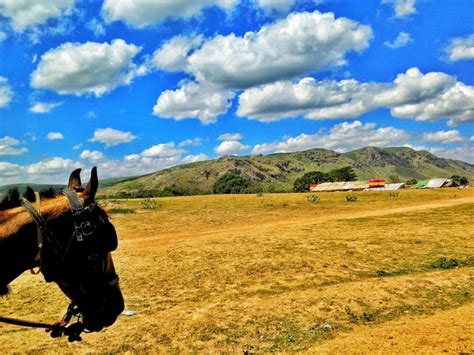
[141,198,158,209]
[1,188,473,353]
[345,194,358,202]
[307,194,320,203]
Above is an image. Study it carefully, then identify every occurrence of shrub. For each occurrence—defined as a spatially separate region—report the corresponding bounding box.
[141,198,158,209]
[307,194,320,203]
[346,194,358,202]
[108,208,135,214]
[388,191,400,198]
[429,257,459,269]
[213,172,249,194]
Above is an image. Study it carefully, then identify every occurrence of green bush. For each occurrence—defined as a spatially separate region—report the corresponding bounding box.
[307,194,320,203]
[346,194,358,202]
[108,208,135,214]
[141,198,158,209]
[429,257,459,269]
[213,172,249,194]
[388,191,400,198]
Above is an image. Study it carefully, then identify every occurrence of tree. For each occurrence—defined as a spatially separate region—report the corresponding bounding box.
[387,175,402,183]
[213,172,249,194]
[24,186,36,202]
[328,166,357,182]
[451,175,469,186]
[405,178,418,186]
[293,171,329,192]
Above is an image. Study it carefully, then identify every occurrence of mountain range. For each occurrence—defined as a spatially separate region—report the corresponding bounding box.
[99,146,474,197]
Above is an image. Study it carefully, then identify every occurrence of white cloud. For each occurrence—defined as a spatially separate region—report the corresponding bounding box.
[46,132,64,140]
[26,157,78,176]
[102,0,238,28]
[88,128,137,147]
[421,130,464,144]
[252,121,410,154]
[178,138,202,147]
[446,34,474,62]
[182,153,209,164]
[238,67,474,125]
[141,142,185,158]
[0,136,28,156]
[384,31,413,49]
[0,30,7,42]
[0,162,23,182]
[214,140,250,155]
[79,149,105,163]
[29,101,62,113]
[0,0,74,32]
[153,81,235,124]
[31,39,141,97]
[218,133,243,141]
[153,35,203,72]
[73,143,83,150]
[153,10,372,123]
[0,76,13,108]
[183,11,372,90]
[382,0,416,18]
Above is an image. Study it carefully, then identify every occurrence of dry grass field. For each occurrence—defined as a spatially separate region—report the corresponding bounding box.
[1,188,473,353]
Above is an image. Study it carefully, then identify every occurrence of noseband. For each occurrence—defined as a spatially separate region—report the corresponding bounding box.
[0,191,119,342]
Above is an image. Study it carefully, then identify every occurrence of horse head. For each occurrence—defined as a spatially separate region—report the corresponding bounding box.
[0,167,124,334]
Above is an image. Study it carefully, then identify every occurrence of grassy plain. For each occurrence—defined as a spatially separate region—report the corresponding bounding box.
[0,188,473,353]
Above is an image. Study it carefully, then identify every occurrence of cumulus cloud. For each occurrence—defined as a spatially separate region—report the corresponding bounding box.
[178,138,202,147]
[153,35,203,72]
[218,133,243,141]
[80,149,105,163]
[0,76,13,108]
[31,39,142,97]
[0,136,28,156]
[214,140,250,155]
[421,130,464,144]
[26,157,78,176]
[446,34,474,62]
[46,132,64,140]
[384,31,413,49]
[153,10,372,123]
[238,67,474,125]
[0,31,7,42]
[182,153,209,164]
[382,0,416,18]
[0,0,74,32]
[88,128,137,147]
[141,142,185,158]
[252,121,410,154]
[0,162,23,183]
[29,101,62,113]
[86,18,106,37]
[184,11,372,89]
[153,81,235,124]
[102,0,238,28]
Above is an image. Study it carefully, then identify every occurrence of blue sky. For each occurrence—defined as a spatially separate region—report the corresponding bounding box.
[0,0,473,184]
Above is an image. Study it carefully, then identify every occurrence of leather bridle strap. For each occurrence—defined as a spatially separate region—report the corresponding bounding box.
[19,197,63,255]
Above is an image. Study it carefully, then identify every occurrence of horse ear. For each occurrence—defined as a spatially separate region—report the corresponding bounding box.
[68,168,82,191]
[83,166,98,206]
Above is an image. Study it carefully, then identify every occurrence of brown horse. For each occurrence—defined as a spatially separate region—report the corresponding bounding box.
[0,167,124,338]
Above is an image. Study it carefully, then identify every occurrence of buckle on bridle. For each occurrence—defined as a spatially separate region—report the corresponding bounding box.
[74,221,93,242]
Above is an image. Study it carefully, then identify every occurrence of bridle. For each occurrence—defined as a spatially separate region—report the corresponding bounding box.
[0,190,119,342]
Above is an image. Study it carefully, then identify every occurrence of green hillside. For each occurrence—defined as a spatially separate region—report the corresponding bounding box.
[100,147,474,197]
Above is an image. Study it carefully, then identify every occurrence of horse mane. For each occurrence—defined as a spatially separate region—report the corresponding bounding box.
[0,188,70,239]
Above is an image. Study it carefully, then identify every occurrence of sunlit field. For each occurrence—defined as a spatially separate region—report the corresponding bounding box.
[1,188,473,353]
